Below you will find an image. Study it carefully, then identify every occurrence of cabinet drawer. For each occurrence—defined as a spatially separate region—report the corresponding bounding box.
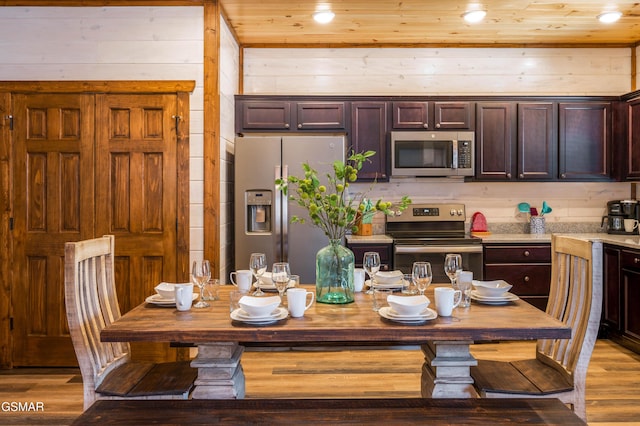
[621,250,640,270]
[484,245,551,263]
[484,264,551,296]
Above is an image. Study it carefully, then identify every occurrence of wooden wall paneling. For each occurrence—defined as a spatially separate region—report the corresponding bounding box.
[203,0,221,275]
[0,93,11,368]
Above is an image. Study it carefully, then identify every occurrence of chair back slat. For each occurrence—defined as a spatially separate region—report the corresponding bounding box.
[65,235,131,409]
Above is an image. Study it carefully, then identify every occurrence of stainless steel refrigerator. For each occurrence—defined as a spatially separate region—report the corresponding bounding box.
[234,135,346,284]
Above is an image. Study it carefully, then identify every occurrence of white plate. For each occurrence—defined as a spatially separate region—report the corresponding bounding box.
[378,306,437,323]
[233,306,286,321]
[145,293,198,307]
[230,307,288,324]
[255,280,296,291]
[470,290,519,305]
[365,279,406,290]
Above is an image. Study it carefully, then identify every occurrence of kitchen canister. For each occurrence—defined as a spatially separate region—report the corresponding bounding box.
[530,216,546,234]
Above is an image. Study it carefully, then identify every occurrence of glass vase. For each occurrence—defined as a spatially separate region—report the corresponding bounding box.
[315,239,355,304]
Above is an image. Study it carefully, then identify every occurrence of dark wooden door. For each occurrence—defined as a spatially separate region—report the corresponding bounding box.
[626,99,640,179]
[12,94,95,366]
[517,102,556,180]
[351,101,388,181]
[475,102,516,180]
[603,245,621,333]
[95,94,179,362]
[434,102,473,129]
[558,102,611,180]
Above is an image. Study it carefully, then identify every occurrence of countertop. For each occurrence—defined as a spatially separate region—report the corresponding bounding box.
[347,233,640,250]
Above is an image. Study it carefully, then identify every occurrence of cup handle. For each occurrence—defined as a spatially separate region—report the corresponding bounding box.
[452,290,462,308]
[230,272,237,286]
[305,292,315,310]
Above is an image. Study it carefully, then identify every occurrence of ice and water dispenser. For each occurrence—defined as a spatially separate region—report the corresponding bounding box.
[245,190,272,233]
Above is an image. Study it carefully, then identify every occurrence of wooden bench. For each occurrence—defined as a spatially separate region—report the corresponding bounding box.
[72,398,585,425]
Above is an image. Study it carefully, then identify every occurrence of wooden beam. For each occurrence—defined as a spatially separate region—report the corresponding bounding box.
[0,81,195,94]
[203,0,220,274]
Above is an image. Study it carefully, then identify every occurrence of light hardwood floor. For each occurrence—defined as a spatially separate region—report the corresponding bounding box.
[0,340,638,425]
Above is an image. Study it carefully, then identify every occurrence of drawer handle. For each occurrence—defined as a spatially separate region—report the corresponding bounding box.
[523,250,530,257]
[524,276,530,282]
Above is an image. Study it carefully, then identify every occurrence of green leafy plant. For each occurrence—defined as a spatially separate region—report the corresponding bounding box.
[276,151,411,241]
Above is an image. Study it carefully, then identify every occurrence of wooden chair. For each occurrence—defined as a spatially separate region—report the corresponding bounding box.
[470,235,603,422]
[64,235,197,410]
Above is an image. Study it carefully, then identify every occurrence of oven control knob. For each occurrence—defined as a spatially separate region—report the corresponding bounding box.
[457,209,464,216]
[450,209,456,216]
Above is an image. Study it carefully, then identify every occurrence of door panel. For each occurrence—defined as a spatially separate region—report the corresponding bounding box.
[12,93,95,366]
[95,94,178,361]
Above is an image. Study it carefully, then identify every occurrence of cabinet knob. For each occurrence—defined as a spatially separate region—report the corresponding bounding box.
[297,124,302,129]
[423,123,428,128]
[560,173,566,179]
[506,173,512,179]
[524,276,530,282]
[285,123,290,129]
[435,123,441,128]
[519,173,524,178]
[523,250,530,257]
[635,258,640,264]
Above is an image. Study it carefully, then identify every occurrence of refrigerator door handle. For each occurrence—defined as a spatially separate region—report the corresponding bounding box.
[281,164,288,262]
[275,165,283,261]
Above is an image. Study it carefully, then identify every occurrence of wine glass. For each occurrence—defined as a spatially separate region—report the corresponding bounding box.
[250,253,267,296]
[191,260,211,308]
[363,252,380,295]
[412,261,432,296]
[444,254,463,289]
[271,262,291,306]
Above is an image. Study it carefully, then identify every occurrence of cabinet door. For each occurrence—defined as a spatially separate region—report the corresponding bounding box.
[351,101,388,181]
[238,101,292,131]
[475,102,516,180]
[558,102,611,180]
[348,243,393,271]
[434,102,473,129]
[603,245,621,332]
[296,102,346,130]
[391,101,429,129]
[626,99,640,179]
[517,102,556,180]
[623,268,640,341]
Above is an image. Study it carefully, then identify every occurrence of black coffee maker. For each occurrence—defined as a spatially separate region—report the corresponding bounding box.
[602,200,639,234]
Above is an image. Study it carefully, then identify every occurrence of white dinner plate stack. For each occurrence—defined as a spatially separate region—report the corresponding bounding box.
[366,270,406,290]
[378,306,438,324]
[469,290,519,305]
[144,293,198,307]
[230,306,288,325]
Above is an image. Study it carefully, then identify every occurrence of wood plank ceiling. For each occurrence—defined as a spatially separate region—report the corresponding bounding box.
[219,0,640,46]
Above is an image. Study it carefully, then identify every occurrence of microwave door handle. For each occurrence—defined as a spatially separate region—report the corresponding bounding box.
[452,139,458,169]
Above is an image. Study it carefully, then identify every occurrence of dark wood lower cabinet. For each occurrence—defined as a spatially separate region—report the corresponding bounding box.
[483,243,551,311]
[347,242,393,272]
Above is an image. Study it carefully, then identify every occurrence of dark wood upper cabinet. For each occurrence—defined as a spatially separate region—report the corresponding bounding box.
[351,101,388,181]
[296,102,346,130]
[517,102,557,180]
[239,100,292,131]
[558,102,612,181]
[626,98,640,179]
[391,101,430,129]
[475,102,516,180]
[434,102,473,129]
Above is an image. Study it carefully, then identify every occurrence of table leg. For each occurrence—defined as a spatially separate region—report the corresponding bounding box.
[190,342,245,399]
[421,341,478,398]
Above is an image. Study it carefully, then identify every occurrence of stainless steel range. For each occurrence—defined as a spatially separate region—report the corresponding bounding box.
[386,203,483,283]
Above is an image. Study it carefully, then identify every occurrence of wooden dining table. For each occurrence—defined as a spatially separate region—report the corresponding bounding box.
[101,284,571,400]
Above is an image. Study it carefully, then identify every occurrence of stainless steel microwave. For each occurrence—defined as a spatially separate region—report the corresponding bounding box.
[390,131,475,177]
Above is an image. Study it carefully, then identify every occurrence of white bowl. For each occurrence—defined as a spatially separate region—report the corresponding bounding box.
[259,272,272,285]
[154,282,177,299]
[238,295,281,317]
[387,295,430,316]
[374,270,404,284]
[472,280,513,297]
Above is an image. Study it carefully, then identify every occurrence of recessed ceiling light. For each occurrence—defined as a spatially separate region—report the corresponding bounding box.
[313,10,335,24]
[597,11,622,23]
[462,10,487,23]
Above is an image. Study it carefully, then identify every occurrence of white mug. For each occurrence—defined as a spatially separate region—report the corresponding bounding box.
[353,268,366,292]
[174,283,194,312]
[624,218,639,233]
[434,287,461,317]
[230,270,253,292]
[287,288,314,318]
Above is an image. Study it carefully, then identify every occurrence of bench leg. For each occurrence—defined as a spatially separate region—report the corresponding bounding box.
[190,342,246,399]
[421,341,478,398]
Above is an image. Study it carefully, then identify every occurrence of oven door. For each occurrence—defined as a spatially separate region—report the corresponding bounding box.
[393,245,483,283]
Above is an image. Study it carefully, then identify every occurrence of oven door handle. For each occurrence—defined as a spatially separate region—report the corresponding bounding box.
[394,245,483,254]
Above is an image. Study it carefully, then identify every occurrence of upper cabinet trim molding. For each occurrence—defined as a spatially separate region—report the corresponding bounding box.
[0,81,196,94]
